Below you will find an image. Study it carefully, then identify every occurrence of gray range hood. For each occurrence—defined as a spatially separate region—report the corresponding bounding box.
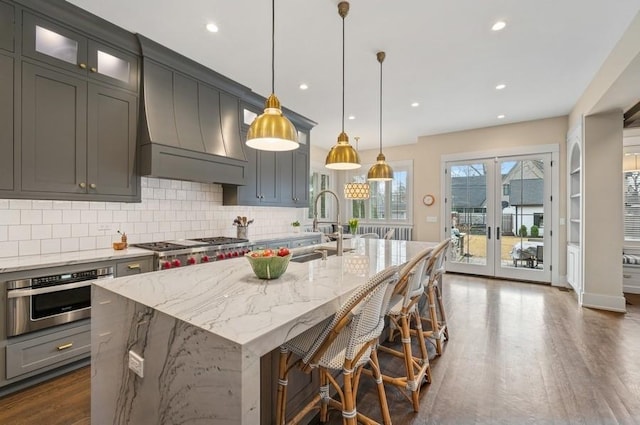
[137,35,250,185]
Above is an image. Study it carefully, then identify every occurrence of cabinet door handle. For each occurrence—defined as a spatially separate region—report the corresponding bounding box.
[90,67,97,73]
[90,183,96,189]
[79,63,87,69]
[79,182,86,189]
[127,264,141,270]
[57,342,73,351]
[496,227,501,240]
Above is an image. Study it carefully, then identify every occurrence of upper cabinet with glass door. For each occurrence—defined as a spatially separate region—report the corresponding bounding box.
[22,13,138,91]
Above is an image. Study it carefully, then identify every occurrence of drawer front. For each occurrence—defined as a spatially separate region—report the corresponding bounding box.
[6,323,91,379]
[115,257,153,277]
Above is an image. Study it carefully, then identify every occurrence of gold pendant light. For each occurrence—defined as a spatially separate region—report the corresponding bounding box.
[325,2,361,170]
[246,0,299,152]
[367,51,393,181]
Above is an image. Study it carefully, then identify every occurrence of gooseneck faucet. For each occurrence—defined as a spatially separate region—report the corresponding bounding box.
[312,190,343,256]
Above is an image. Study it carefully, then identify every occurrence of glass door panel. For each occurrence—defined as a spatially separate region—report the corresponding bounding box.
[446,160,495,276]
[35,25,78,65]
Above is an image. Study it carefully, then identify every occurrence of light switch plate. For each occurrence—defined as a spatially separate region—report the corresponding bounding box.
[128,350,144,378]
[98,224,113,232]
[426,216,438,223]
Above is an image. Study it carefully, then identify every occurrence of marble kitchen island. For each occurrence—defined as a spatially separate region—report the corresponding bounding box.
[91,238,435,425]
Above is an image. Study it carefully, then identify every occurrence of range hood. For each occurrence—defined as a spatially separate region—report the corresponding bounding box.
[137,35,250,185]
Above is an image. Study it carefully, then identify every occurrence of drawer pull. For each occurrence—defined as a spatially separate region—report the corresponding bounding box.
[623,274,632,279]
[57,342,73,351]
[127,264,141,270]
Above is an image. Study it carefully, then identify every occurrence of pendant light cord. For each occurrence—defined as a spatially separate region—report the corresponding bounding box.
[341,11,345,133]
[271,0,275,94]
[379,55,383,154]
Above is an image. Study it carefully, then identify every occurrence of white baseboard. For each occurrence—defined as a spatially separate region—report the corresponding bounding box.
[581,292,627,313]
[623,285,640,294]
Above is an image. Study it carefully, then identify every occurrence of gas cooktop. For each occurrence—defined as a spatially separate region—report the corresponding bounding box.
[190,237,249,245]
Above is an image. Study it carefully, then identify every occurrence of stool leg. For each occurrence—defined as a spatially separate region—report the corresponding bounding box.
[342,361,357,425]
[399,312,421,412]
[276,348,289,425]
[435,283,449,340]
[369,348,392,425]
[413,309,431,384]
[427,283,443,355]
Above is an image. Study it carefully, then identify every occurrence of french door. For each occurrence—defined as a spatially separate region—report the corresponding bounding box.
[444,154,552,283]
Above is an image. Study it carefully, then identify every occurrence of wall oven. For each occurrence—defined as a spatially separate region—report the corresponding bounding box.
[6,267,113,337]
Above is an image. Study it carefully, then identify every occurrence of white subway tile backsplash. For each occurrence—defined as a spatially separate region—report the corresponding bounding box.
[52,224,72,238]
[72,223,89,237]
[3,177,301,258]
[43,210,63,224]
[63,210,81,224]
[19,240,40,256]
[61,238,79,253]
[97,210,113,223]
[21,210,43,225]
[10,200,32,210]
[81,210,98,224]
[0,209,20,225]
[79,237,96,251]
[9,225,31,241]
[41,238,61,254]
[32,200,53,210]
[0,241,18,257]
[32,225,52,239]
[53,200,72,210]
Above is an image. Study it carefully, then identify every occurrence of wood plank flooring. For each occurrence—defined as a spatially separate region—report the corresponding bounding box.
[0,275,638,425]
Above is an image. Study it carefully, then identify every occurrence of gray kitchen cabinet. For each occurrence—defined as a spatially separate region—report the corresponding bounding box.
[0,53,13,191]
[0,1,14,52]
[233,129,280,205]
[22,12,138,92]
[20,60,138,200]
[115,256,153,277]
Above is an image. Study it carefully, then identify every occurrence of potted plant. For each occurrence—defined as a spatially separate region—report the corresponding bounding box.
[291,220,301,233]
[348,218,359,235]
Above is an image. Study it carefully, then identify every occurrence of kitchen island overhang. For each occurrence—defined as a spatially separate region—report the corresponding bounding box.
[91,239,435,425]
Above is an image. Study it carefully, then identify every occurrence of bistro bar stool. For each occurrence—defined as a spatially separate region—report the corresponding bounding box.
[276,266,400,425]
[420,238,451,356]
[375,246,434,412]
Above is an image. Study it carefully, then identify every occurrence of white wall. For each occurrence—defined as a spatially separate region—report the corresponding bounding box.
[0,177,306,258]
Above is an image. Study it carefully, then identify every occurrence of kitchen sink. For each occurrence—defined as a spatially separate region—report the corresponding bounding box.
[291,247,353,263]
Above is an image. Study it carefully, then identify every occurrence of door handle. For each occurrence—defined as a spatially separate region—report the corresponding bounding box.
[496,227,501,240]
[487,226,491,240]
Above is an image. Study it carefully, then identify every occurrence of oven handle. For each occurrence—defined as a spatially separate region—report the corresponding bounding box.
[6,275,113,299]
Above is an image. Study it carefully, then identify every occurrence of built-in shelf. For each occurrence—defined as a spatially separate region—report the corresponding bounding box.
[571,193,581,198]
[570,166,581,175]
[570,219,581,223]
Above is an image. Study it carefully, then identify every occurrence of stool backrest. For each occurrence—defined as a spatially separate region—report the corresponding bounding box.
[303,266,399,365]
[426,238,451,286]
[395,246,434,308]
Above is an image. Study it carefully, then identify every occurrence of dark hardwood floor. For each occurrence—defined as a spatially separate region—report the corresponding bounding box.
[1,275,639,425]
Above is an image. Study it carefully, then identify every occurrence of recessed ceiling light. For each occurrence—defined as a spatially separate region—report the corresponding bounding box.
[206,23,219,33]
[411,102,420,107]
[497,114,505,119]
[495,83,506,90]
[348,115,356,120]
[492,21,506,31]
[299,83,308,90]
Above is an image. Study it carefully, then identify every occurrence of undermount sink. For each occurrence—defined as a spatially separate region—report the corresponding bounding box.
[291,247,353,263]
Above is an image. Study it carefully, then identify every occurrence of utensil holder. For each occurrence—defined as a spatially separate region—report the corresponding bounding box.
[237,226,248,239]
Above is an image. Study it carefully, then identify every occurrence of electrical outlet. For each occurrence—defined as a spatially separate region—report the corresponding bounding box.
[128,350,144,378]
[426,216,438,223]
[98,224,113,232]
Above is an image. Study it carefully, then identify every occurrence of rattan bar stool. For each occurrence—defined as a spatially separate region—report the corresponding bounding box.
[420,238,451,356]
[375,246,435,412]
[276,266,400,425]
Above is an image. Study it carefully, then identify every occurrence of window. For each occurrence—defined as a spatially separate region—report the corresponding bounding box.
[309,168,333,220]
[624,170,640,240]
[533,213,544,227]
[503,184,510,195]
[346,160,412,223]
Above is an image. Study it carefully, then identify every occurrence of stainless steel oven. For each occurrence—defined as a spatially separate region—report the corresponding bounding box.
[5,267,113,337]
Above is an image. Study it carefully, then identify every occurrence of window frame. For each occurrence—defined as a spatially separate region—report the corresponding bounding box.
[345,159,413,225]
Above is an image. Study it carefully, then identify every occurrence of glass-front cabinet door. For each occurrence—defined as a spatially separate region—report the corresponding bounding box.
[23,13,138,91]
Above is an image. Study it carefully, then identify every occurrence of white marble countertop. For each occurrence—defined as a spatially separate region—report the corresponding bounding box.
[0,247,153,274]
[95,238,435,356]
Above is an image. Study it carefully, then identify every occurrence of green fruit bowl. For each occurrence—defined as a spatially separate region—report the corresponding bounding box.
[245,252,292,280]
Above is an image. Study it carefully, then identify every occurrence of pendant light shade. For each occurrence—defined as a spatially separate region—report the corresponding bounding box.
[367,51,393,181]
[326,2,361,170]
[246,0,299,152]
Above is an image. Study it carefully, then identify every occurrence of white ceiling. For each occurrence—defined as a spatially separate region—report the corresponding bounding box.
[68,0,640,150]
